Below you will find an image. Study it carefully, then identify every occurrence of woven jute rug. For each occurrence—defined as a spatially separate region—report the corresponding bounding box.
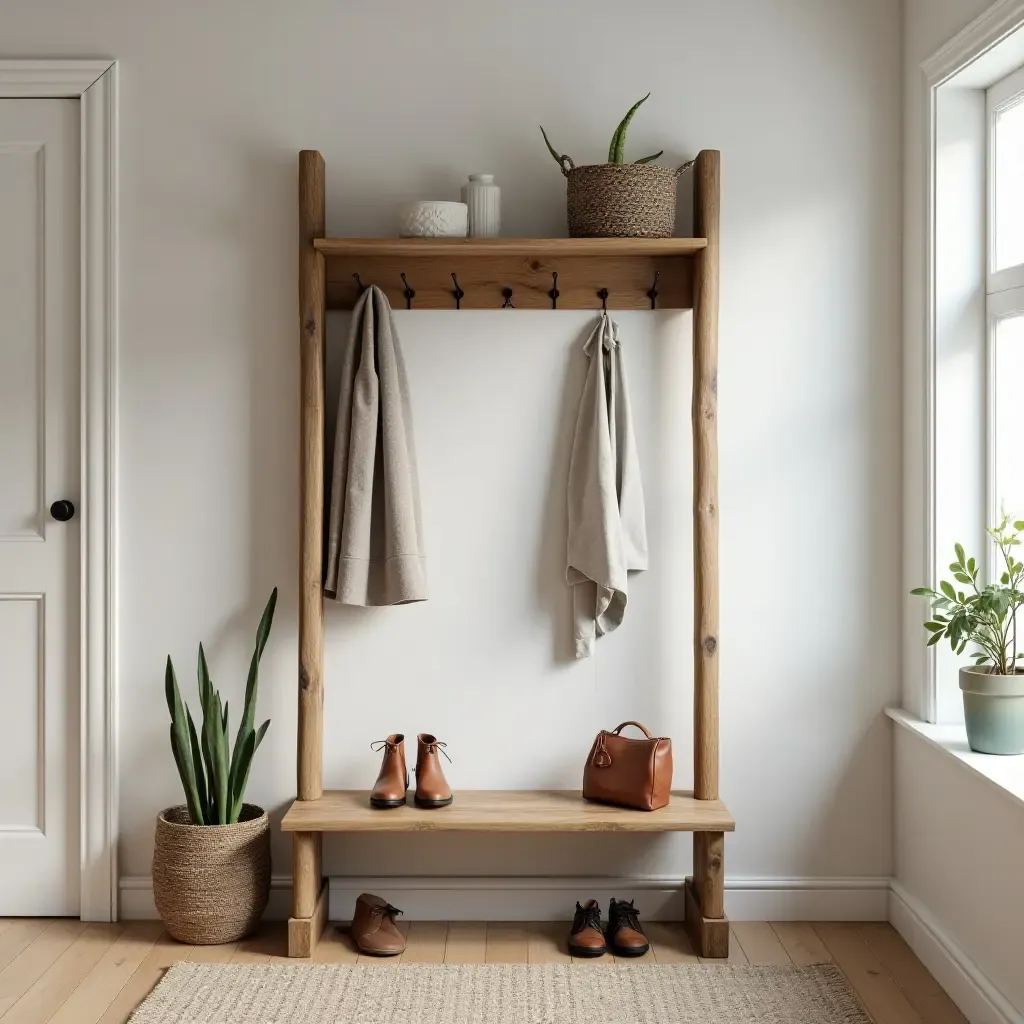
[129,962,871,1023]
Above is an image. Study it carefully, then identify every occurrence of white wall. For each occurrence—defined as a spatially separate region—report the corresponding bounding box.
[0,0,902,908]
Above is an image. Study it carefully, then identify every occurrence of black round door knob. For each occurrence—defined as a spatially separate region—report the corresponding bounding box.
[50,500,75,522]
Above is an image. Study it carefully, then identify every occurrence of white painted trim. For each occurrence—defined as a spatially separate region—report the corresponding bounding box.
[915,1,1024,724]
[119,875,890,924]
[890,881,1022,1024]
[0,60,119,923]
[887,707,1024,811]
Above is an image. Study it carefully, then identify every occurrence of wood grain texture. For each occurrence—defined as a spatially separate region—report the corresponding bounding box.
[48,921,163,1024]
[683,876,730,959]
[443,922,487,964]
[645,922,699,964]
[857,922,968,1024]
[292,830,322,919]
[692,149,721,803]
[287,878,328,958]
[693,830,725,920]
[485,922,529,963]
[298,149,325,802]
[281,790,734,832]
[0,919,52,973]
[323,253,692,310]
[700,929,750,965]
[814,923,922,1024]
[315,237,707,257]
[311,926,360,964]
[2,923,121,1023]
[526,922,571,964]
[0,920,86,1014]
[402,921,448,964]
[771,922,833,965]
[731,922,792,965]
[95,932,189,1024]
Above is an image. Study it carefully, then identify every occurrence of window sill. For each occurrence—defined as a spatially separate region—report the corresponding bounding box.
[887,707,1024,810]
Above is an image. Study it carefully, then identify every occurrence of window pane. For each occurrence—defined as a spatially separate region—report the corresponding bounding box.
[994,96,1024,271]
[994,313,1024,516]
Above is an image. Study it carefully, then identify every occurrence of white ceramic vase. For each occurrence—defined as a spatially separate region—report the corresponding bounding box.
[461,174,501,238]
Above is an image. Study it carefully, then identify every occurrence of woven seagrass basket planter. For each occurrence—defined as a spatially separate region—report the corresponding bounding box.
[153,804,270,944]
[561,159,691,238]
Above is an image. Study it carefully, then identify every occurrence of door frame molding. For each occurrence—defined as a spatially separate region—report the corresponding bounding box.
[0,59,119,921]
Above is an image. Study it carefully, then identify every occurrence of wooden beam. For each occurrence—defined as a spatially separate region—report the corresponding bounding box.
[684,876,730,958]
[298,150,325,801]
[692,150,721,802]
[288,879,328,958]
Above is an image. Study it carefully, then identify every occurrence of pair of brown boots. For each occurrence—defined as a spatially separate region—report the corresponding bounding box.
[568,898,649,958]
[371,733,452,810]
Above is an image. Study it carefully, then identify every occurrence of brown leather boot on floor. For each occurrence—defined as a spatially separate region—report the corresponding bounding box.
[568,899,607,958]
[350,893,406,956]
[606,898,649,957]
[370,734,408,809]
[414,733,453,809]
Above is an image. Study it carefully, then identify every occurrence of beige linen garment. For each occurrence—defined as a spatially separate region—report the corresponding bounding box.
[325,285,427,605]
[566,313,648,657]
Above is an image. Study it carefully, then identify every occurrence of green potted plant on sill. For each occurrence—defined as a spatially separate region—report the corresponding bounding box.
[912,515,1024,754]
[540,92,693,238]
[153,588,277,944]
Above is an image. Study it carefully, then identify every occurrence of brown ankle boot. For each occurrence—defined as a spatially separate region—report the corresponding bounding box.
[414,733,453,809]
[606,898,649,957]
[568,899,607,958]
[350,893,406,956]
[370,734,408,809]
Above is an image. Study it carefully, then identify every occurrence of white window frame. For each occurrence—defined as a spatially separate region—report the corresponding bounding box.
[985,67,1024,571]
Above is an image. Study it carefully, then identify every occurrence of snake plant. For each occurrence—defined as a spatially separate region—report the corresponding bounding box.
[164,588,277,825]
[540,93,664,169]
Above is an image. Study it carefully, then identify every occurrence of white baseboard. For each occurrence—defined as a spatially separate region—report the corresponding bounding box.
[889,881,1022,1024]
[118,875,889,923]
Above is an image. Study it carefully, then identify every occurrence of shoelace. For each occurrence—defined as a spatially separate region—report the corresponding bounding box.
[423,739,452,763]
[370,901,404,921]
[581,904,602,932]
[370,739,397,753]
[612,900,643,934]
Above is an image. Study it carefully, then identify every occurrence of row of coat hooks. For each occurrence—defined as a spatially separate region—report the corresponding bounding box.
[351,270,662,311]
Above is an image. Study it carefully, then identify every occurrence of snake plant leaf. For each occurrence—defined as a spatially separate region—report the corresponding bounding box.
[228,719,270,823]
[608,92,650,163]
[229,589,277,797]
[633,150,664,165]
[221,700,229,738]
[165,657,205,824]
[185,706,209,825]
[203,686,230,824]
[539,126,568,169]
[197,645,217,816]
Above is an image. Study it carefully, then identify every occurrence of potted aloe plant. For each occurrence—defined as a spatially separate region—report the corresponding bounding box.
[540,92,692,238]
[153,589,277,943]
[912,516,1024,754]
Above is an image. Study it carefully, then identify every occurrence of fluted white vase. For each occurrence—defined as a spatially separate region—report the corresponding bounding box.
[461,174,501,238]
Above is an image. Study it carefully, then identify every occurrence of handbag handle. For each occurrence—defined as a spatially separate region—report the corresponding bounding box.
[611,721,654,739]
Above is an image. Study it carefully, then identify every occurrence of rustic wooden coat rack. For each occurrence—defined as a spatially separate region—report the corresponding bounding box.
[281,149,731,958]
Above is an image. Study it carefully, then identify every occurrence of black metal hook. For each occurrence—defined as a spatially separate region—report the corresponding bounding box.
[549,272,560,310]
[598,288,609,311]
[502,287,515,309]
[451,272,465,310]
[353,272,366,296]
[647,270,660,310]
[401,272,415,310]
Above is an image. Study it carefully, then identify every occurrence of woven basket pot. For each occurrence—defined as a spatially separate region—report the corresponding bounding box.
[560,159,692,238]
[153,804,270,944]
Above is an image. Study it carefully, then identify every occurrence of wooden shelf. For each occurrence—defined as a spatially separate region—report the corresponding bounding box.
[314,237,707,257]
[281,790,734,833]
[315,237,704,311]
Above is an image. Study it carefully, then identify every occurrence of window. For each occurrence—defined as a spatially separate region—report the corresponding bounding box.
[987,65,1024,536]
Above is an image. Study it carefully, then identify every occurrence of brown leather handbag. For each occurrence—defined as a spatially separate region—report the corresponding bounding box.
[582,721,673,811]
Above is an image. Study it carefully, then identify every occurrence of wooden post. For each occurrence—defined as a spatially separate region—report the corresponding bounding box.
[290,150,327,958]
[687,149,728,959]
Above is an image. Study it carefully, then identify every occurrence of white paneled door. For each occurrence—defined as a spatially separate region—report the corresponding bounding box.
[0,99,80,914]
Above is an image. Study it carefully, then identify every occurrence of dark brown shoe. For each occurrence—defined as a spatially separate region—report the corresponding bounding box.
[606,898,649,957]
[414,734,453,808]
[350,893,406,956]
[370,734,408,809]
[568,899,607,957]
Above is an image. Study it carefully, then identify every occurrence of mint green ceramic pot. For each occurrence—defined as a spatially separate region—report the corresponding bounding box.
[959,667,1024,755]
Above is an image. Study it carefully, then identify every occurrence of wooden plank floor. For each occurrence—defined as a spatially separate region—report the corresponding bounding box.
[0,919,966,1024]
